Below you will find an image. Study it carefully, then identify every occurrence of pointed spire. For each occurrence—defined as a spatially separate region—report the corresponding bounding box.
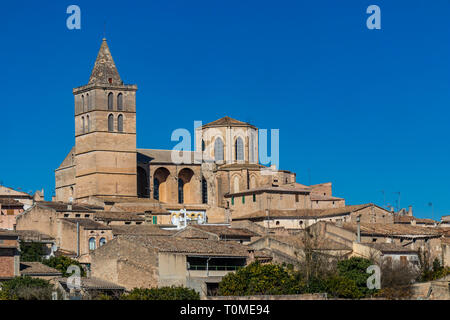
[88,38,122,85]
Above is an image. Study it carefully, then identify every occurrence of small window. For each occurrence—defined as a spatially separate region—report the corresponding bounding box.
[152,216,157,225]
[84,214,90,218]
[242,196,245,204]
[125,221,131,225]
[231,197,234,206]
[295,194,299,202]
[108,92,114,110]
[108,114,114,132]
[117,93,123,111]
[89,238,96,251]
[108,78,112,84]
[75,214,80,218]
[253,194,256,202]
[117,114,124,132]
[81,117,85,134]
[87,115,90,132]
[99,238,106,246]
[64,214,69,218]
[372,238,377,242]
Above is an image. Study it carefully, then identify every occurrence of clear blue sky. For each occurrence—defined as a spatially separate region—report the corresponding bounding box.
[1,0,449,219]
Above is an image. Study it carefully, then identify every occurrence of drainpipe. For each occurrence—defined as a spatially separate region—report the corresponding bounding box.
[76,222,80,258]
[206,257,211,277]
[356,215,361,243]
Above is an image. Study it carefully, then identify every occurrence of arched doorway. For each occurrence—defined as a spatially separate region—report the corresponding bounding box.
[178,168,195,204]
[153,167,171,202]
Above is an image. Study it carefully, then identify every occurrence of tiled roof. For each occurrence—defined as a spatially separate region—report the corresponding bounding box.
[234,204,376,221]
[226,185,311,197]
[16,230,54,242]
[201,116,256,129]
[117,235,250,256]
[58,277,125,290]
[0,229,19,237]
[0,198,24,207]
[361,243,418,254]
[110,225,174,236]
[93,211,145,222]
[259,235,351,251]
[188,225,258,238]
[36,201,102,212]
[137,149,213,164]
[341,222,442,237]
[20,262,62,276]
[310,194,344,201]
[61,218,111,230]
[394,216,438,225]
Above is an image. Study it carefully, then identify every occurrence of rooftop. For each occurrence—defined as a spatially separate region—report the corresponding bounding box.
[341,222,442,237]
[201,116,257,129]
[110,225,174,236]
[20,262,62,276]
[93,211,145,222]
[226,185,311,197]
[361,243,418,254]
[61,218,111,230]
[36,201,103,212]
[58,277,125,290]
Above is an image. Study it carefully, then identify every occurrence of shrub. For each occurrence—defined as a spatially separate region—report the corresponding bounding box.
[42,256,86,277]
[121,286,200,300]
[0,276,53,300]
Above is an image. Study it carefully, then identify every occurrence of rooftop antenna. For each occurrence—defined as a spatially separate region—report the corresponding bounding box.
[394,192,401,212]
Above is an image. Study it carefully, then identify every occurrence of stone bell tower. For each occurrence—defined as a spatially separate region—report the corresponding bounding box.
[72,38,138,201]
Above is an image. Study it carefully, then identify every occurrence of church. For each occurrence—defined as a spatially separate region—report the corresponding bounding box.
[54,39,344,227]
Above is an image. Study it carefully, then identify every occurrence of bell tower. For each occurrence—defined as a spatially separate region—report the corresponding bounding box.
[72,38,138,201]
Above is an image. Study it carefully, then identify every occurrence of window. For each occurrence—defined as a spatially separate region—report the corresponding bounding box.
[99,238,106,246]
[201,177,208,204]
[249,132,255,163]
[178,178,184,204]
[117,93,123,111]
[81,95,85,112]
[152,216,157,225]
[84,214,90,218]
[117,114,124,132]
[214,137,224,161]
[295,194,299,202]
[87,115,90,132]
[108,114,114,132]
[86,93,90,111]
[108,92,114,110]
[242,196,245,204]
[81,116,85,134]
[235,137,244,161]
[231,197,234,206]
[64,214,69,218]
[89,238,96,251]
[153,178,159,200]
[201,140,205,151]
[253,194,256,202]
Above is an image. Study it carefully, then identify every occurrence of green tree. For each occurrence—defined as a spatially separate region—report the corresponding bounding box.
[336,257,374,297]
[218,262,300,296]
[325,275,363,299]
[42,256,86,277]
[121,286,200,300]
[19,241,45,262]
[0,276,53,300]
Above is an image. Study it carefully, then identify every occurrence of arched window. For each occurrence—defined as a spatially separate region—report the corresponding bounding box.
[201,177,208,204]
[86,93,90,111]
[99,238,106,246]
[81,117,85,134]
[153,177,160,200]
[117,93,123,111]
[178,178,184,204]
[81,95,85,113]
[87,115,90,132]
[108,92,114,110]
[89,237,96,250]
[117,114,123,132]
[235,137,244,161]
[214,137,224,162]
[108,114,114,132]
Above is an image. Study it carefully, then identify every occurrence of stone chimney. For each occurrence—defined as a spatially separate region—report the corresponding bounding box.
[408,205,413,216]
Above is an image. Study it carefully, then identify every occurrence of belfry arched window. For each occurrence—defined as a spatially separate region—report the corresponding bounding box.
[81,117,85,134]
[117,93,123,111]
[86,93,90,111]
[235,137,244,161]
[117,114,124,132]
[153,177,160,200]
[81,95,85,112]
[178,178,184,204]
[214,137,224,162]
[108,92,114,110]
[87,115,90,132]
[108,114,114,132]
[89,237,96,251]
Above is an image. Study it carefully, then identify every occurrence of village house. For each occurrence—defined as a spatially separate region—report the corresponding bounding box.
[57,277,125,300]
[90,235,252,297]
[19,262,62,281]
[352,242,420,266]
[231,203,394,230]
[0,230,20,280]
[174,224,258,244]
[0,198,24,230]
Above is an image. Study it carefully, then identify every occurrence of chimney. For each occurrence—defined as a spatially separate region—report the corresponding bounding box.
[356,215,361,243]
[408,205,413,216]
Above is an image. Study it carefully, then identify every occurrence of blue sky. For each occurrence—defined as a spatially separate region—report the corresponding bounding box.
[1,0,449,219]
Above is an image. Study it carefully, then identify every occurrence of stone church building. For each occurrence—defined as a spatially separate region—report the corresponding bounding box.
[55,39,343,226]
